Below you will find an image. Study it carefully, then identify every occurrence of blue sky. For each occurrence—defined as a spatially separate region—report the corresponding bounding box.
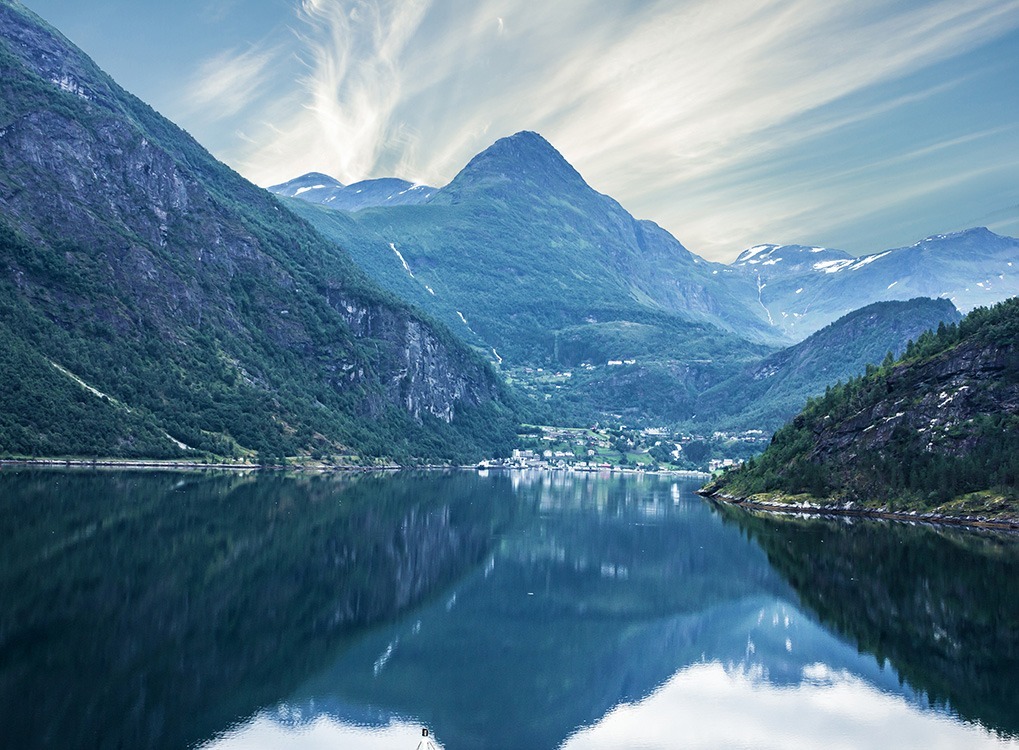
[23,0,1019,262]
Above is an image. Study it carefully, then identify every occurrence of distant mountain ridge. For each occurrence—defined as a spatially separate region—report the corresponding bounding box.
[267,172,344,197]
[696,297,962,431]
[724,227,1019,338]
[268,174,438,211]
[733,243,855,268]
[276,141,1019,346]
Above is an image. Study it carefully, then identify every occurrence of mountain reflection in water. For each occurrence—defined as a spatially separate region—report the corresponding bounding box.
[0,469,513,749]
[0,469,1016,749]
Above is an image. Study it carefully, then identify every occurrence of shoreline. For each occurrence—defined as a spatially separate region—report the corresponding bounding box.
[698,490,1019,532]
[0,457,709,478]
[480,465,710,478]
[0,458,398,472]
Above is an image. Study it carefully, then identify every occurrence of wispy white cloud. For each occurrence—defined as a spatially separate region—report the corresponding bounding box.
[233,0,433,185]
[822,124,1019,183]
[228,0,1019,259]
[183,44,281,121]
[656,141,1019,258]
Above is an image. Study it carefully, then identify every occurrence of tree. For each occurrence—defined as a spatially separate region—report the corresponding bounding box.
[684,440,710,464]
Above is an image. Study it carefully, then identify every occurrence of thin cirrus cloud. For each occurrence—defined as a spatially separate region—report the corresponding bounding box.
[182,44,282,121]
[178,0,1019,260]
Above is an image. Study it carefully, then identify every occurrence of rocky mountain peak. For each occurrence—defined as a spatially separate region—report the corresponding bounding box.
[439,130,588,200]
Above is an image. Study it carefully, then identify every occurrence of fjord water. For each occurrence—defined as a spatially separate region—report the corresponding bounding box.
[1,470,1017,749]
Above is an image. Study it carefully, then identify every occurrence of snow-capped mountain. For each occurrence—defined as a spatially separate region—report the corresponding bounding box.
[269,138,1019,348]
[724,228,1019,338]
[733,244,855,277]
[268,175,438,211]
[266,172,344,198]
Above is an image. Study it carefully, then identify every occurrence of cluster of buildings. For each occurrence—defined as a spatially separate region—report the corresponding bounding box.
[496,425,764,473]
[484,449,618,471]
[480,449,677,473]
[707,458,739,472]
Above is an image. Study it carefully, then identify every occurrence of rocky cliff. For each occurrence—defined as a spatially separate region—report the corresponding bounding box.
[0,1,517,462]
[706,297,1019,518]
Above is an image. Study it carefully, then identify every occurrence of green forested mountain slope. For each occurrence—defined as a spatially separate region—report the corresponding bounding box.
[282,132,780,425]
[284,132,779,364]
[694,298,961,431]
[707,297,1019,515]
[0,1,517,463]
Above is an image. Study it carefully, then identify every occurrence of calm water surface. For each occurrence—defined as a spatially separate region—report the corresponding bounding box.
[1,468,1018,749]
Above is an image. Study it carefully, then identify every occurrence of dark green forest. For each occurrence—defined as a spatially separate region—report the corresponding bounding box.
[711,297,1019,511]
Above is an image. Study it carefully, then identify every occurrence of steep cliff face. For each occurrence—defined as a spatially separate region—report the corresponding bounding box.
[709,298,1019,515]
[811,340,1018,462]
[0,1,516,461]
[325,289,489,422]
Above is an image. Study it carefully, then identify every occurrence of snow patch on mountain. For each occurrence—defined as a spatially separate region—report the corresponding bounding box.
[848,251,891,270]
[735,245,778,264]
[269,174,437,210]
[390,243,415,278]
[814,259,854,274]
